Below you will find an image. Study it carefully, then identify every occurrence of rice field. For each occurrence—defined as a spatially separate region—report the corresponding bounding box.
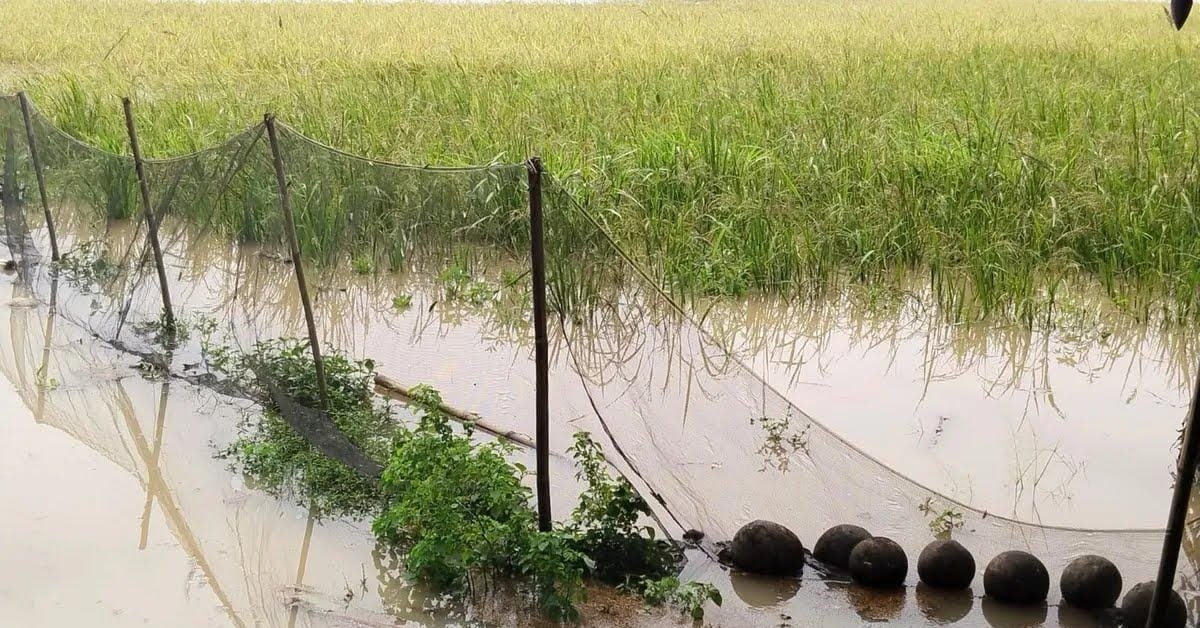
[4,0,1200,322]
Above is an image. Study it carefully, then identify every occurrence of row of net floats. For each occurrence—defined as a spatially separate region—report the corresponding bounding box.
[714,519,1186,627]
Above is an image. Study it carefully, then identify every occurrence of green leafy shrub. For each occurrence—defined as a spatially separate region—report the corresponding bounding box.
[372,384,587,620]
[564,432,681,583]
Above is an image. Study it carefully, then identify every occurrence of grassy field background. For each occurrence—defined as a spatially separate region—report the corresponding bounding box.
[3,0,1200,323]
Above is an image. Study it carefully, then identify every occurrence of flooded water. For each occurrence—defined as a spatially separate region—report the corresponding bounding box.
[3,211,1200,626]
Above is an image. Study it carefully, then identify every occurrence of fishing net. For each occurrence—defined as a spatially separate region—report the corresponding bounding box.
[2,92,1198,624]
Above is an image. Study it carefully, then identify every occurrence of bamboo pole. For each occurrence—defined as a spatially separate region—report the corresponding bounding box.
[264,115,330,411]
[527,156,551,532]
[121,97,175,331]
[373,373,537,449]
[2,128,15,209]
[17,92,59,261]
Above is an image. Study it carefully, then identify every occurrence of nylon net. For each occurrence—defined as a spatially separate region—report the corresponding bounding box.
[2,93,1198,622]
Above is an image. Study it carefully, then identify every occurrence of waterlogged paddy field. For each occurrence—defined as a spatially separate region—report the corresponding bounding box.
[5,0,1200,624]
[3,215,1200,626]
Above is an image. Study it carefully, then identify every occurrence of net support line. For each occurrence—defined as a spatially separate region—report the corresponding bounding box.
[12,92,522,171]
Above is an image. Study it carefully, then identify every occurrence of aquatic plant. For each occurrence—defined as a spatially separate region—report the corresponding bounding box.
[631,576,723,622]
[918,497,966,539]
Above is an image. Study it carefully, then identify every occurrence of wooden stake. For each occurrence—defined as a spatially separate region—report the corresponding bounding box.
[121,97,175,330]
[527,156,552,532]
[265,115,330,411]
[17,93,59,261]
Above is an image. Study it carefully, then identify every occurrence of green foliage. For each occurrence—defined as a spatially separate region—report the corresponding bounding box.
[918,497,965,539]
[216,338,396,518]
[391,294,413,311]
[370,404,682,620]
[565,431,681,583]
[632,576,723,622]
[205,338,686,620]
[132,310,189,349]
[34,363,59,390]
[19,0,1200,323]
[372,384,587,620]
[51,241,120,294]
[351,256,374,275]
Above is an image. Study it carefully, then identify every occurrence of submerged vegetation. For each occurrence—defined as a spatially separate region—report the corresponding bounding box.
[5,0,1200,322]
[216,338,712,621]
[214,338,395,517]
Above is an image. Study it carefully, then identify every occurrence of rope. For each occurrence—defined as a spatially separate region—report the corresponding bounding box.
[275,121,524,173]
[9,93,523,172]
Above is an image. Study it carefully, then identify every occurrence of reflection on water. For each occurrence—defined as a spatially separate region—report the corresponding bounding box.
[0,267,470,626]
[915,583,974,624]
[980,597,1049,627]
[728,570,802,608]
[703,286,1198,528]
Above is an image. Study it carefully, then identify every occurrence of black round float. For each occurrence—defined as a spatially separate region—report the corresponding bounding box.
[917,539,976,590]
[1060,555,1122,609]
[1120,581,1186,628]
[849,536,908,588]
[983,550,1049,604]
[813,524,871,569]
[722,520,805,575]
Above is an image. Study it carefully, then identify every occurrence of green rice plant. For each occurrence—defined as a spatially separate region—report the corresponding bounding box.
[9,0,1200,322]
[81,155,138,221]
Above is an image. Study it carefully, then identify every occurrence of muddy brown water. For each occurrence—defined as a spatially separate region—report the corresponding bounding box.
[2,218,1199,626]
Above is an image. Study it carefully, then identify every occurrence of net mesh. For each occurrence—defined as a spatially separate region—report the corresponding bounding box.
[2,93,1198,616]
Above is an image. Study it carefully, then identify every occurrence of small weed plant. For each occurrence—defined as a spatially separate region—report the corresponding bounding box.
[631,576,723,622]
[918,497,965,539]
[132,310,189,349]
[51,241,120,294]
